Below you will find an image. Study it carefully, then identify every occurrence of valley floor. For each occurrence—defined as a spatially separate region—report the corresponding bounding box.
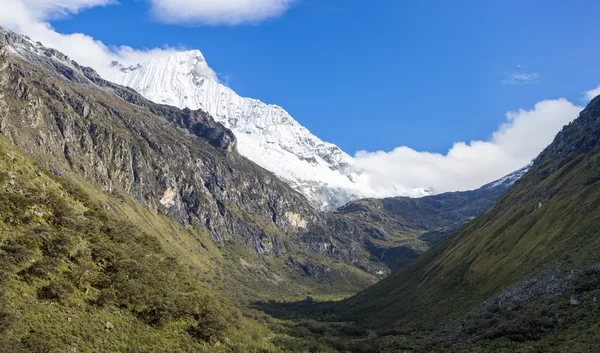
[251,276,600,353]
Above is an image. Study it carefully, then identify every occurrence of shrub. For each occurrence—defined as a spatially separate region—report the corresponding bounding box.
[187,299,234,342]
[1,240,35,267]
[20,331,59,353]
[340,324,369,337]
[38,280,74,301]
[573,269,600,293]
[348,341,377,353]
[20,257,61,280]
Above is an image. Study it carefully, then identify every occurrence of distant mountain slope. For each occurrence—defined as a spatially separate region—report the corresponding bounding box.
[340,94,600,350]
[333,166,529,270]
[110,51,431,210]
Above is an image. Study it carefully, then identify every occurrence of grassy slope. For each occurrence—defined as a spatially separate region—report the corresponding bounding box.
[0,136,315,352]
[351,153,600,324]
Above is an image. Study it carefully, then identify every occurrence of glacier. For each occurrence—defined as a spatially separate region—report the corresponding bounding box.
[107,50,431,210]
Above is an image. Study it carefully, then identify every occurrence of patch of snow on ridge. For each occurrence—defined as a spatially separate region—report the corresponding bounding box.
[485,163,532,189]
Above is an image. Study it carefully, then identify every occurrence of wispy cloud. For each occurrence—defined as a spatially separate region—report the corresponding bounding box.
[149,0,298,26]
[502,72,540,86]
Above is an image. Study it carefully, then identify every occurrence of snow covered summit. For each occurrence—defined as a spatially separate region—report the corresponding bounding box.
[108,50,431,210]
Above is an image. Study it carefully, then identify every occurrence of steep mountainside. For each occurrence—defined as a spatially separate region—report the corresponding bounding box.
[110,51,431,210]
[337,94,600,351]
[0,27,386,299]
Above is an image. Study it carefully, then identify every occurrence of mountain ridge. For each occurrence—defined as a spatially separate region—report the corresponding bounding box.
[333,165,530,270]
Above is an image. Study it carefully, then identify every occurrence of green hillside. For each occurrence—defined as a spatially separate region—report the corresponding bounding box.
[334,96,600,351]
[0,137,276,352]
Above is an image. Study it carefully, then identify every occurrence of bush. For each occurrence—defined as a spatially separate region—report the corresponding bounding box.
[2,240,35,267]
[21,331,59,353]
[20,257,61,280]
[37,281,74,301]
[573,269,600,293]
[187,297,234,342]
[40,232,75,258]
[341,324,369,337]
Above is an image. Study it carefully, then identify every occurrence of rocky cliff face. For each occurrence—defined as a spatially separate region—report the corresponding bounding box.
[1,30,307,236]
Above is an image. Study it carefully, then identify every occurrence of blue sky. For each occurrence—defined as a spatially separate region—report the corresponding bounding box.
[46,0,600,155]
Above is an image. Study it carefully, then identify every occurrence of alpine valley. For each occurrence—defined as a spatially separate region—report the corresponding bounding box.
[1,24,598,353]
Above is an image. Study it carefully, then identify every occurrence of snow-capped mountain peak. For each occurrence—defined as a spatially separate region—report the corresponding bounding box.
[108,50,432,210]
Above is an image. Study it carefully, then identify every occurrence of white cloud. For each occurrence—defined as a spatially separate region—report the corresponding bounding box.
[149,0,297,25]
[0,0,179,80]
[584,84,600,101]
[502,72,539,85]
[354,98,582,195]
